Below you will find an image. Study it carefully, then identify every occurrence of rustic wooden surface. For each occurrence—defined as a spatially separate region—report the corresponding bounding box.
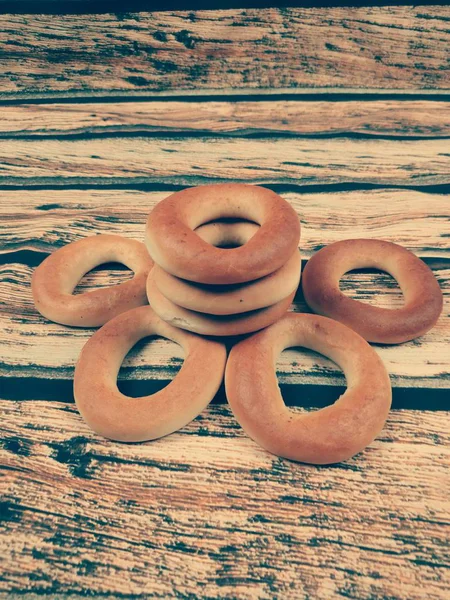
[1,262,448,390]
[1,403,450,599]
[1,188,448,388]
[1,189,448,258]
[1,4,449,599]
[2,136,450,187]
[2,100,450,137]
[1,7,450,99]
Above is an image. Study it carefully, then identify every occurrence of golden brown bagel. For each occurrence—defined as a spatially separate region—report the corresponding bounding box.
[153,220,301,315]
[152,252,301,316]
[32,235,153,327]
[145,184,300,284]
[147,272,295,336]
[225,313,392,464]
[302,239,443,344]
[74,306,227,442]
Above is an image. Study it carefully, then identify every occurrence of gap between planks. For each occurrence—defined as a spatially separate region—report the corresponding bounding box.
[2,89,450,104]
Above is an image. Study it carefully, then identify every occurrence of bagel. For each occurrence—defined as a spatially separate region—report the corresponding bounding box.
[74,306,227,442]
[302,239,443,344]
[145,184,300,284]
[32,235,153,327]
[225,313,392,464]
[153,220,301,315]
[147,272,295,337]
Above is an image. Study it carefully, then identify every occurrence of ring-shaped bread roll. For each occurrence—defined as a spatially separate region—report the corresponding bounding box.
[302,239,443,344]
[154,221,301,315]
[147,273,295,337]
[74,306,227,442]
[31,235,153,327]
[225,313,392,464]
[146,183,300,284]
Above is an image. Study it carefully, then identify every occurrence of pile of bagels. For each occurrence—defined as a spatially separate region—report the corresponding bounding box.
[32,184,443,465]
[146,185,301,335]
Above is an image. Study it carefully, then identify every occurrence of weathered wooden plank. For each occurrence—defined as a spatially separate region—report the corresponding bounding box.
[1,189,448,259]
[2,100,450,137]
[1,401,449,599]
[1,137,449,187]
[1,7,449,100]
[0,261,448,387]
[0,188,448,388]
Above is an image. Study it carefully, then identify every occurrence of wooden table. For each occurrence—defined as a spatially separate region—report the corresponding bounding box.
[1,5,449,599]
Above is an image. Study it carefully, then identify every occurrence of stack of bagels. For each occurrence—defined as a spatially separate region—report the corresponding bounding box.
[145,185,301,336]
[31,183,443,465]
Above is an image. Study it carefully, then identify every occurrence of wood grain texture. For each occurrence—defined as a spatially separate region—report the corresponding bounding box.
[1,188,448,259]
[2,100,450,137]
[1,6,449,599]
[1,7,450,100]
[1,401,449,599]
[1,261,448,387]
[1,187,448,387]
[1,136,450,187]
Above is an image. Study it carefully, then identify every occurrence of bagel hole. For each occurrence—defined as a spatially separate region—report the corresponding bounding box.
[74,262,133,294]
[340,268,404,309]
[117,337,184,398]
[196,218,259,249]
[276,347,344,410]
